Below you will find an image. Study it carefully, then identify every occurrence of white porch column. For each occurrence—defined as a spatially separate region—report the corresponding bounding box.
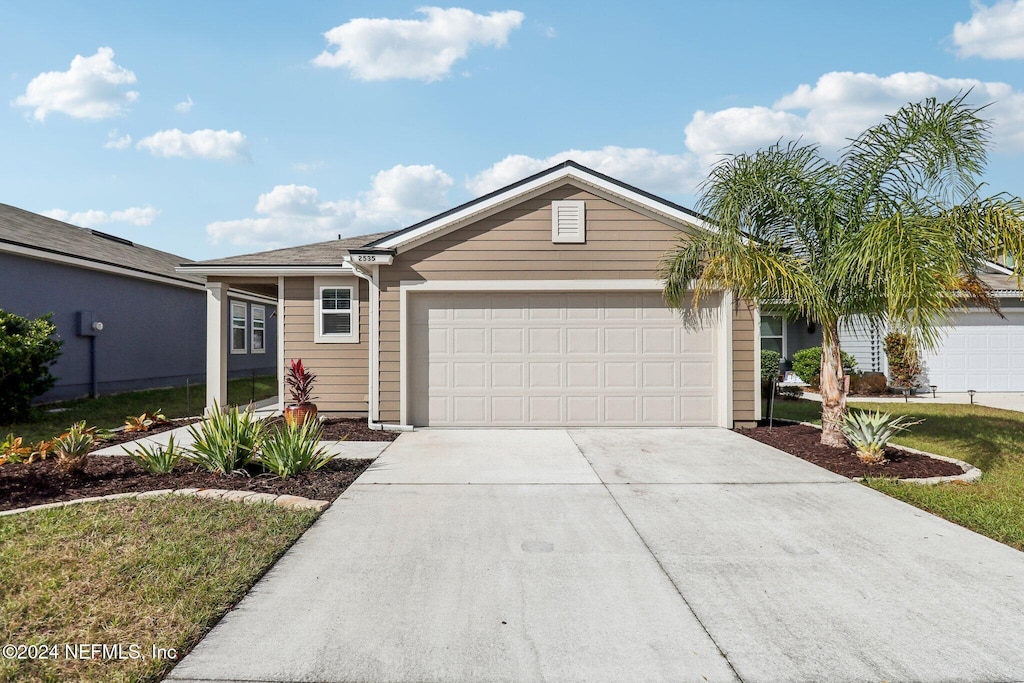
[206,282,228,412]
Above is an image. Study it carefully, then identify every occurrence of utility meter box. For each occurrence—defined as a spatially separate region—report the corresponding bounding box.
[76,311,103,336]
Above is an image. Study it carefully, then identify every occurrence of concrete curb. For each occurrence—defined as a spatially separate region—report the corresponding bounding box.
[764,419,983,485]
[0,488,330,518]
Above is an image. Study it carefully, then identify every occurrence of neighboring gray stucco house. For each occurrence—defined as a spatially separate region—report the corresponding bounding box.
[0,204,276,403]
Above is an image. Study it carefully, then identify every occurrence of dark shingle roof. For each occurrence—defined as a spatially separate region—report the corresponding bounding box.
[0,203,204,287]
[183,231,396,268]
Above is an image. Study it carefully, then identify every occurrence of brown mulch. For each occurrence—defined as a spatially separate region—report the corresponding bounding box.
[91,418,202,452]
[263,416,399,442]
[738,422,964,479]
[0,457,371,512]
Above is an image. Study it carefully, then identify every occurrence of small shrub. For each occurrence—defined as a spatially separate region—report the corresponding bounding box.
[841,410,922,465]
[124,409,170,433]
[760,349,781,382]
[186,403,264,475]
[884,332,921,389]
[0,309,63,422]
[54,421,94,475]
[258,420,335,479]
[850,372,888,395]
[791,346,858,388]
[1,433,32,466]
[125,435,182,474]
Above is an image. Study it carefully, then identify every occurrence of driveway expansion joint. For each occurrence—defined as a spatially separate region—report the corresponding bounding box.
[565,429,745,682]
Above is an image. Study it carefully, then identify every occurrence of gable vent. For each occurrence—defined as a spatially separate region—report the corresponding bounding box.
[551,200,586,243]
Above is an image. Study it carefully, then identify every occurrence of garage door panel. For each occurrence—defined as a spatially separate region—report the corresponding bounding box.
[922,312,1024,392]
[410,292,719,426]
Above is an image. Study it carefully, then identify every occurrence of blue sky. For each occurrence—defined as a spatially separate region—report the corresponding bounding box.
[1,1,1023,260]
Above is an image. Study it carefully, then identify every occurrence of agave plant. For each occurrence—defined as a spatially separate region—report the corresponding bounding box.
[841,410,922,465]
[125,435,183,474]
[54,421,95,475]
[186,402,264,475]
[258,419,335,479]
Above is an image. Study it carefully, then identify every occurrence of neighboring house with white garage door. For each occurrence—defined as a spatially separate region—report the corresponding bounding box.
[179,161,760,428]
[760,267,1024,392]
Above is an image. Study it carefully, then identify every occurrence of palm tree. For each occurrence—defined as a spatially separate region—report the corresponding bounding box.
[661,94,1024,447]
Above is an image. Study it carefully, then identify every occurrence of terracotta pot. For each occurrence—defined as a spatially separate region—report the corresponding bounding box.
[284,403,318,427]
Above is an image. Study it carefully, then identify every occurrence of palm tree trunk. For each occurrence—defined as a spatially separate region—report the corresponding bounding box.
[819,321,847,447]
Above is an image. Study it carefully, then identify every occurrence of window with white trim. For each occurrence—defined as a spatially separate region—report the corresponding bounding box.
[230,302,247,354]
[251,305,266,353]
[315,277,359,343]
[760,314,785,358]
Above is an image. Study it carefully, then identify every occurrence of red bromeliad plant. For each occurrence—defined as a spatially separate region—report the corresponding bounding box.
[284,359,318,426]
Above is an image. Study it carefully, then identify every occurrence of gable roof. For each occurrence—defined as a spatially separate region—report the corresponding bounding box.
[0,203,204,288]
[180,231,395,268]
[180,160,707,273]
[365,160,710,253]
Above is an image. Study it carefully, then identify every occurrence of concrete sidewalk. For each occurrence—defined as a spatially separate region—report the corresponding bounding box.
[803,389,1024,412]
[168,428,1024,682]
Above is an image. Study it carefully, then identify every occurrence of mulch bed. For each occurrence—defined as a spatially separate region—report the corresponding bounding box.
[738,422,964,479]
[0,457,371,512]
[91,418,202,453]
[263,416,399,442]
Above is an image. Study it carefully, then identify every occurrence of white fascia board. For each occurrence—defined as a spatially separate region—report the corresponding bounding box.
[226,288,278,305]
[371,166,713,253]
[400,279,668,292]
[176,265,356,277]
[1,241,206,292]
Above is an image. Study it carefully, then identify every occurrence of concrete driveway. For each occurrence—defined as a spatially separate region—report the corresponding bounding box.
[168,429,1024,683]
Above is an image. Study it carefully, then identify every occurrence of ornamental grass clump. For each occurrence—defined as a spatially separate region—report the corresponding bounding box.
[187,403,264,475]
[258,419,335,479]
[125,434,183,474]
[841,410,922,465]
[54,421,95,475]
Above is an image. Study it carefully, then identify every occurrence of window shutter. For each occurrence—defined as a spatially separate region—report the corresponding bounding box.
[551,200,586,243]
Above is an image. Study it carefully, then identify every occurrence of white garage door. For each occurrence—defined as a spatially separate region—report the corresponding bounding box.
[409,291,720,426]
[922,312,1024,392]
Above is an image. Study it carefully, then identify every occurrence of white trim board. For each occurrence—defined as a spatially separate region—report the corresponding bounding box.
[177,265,357,277]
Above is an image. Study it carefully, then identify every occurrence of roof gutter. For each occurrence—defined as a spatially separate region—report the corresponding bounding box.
[175,264,358,277]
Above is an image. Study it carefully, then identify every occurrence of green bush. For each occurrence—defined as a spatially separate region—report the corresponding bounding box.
[186,403,264,475]
[0,310,63,423]
[884,332,921,388]
[125,434,183,474]
[54,421,94,475]
[760,349,781,382]
[258,420,335,479]
[791,346,858,388]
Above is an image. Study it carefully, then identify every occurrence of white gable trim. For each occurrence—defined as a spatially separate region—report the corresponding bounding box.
[369,165,712,254]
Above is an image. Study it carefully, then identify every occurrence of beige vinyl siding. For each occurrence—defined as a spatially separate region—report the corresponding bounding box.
[732,300,757,425]
[376,182,759,425]
[283,276,370,412]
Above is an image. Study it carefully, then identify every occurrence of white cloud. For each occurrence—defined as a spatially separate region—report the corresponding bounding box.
[467,146,702,197]
[174,95,194,113]
[42,206,159,228]
[544,26,557,38]
[136,128,250,162]
[206,164,454,249]
[13,47,138,122]
[683,71,1024,165]
[312,7,525,81]
[104,129,132,150]
[953,0,1024,59]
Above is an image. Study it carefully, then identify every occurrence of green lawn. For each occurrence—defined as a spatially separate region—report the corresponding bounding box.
[2,375,276,444]
[0,497,317,683]
[772,398,1024,551]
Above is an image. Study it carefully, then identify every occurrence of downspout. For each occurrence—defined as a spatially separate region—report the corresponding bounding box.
[343,258,412,432]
